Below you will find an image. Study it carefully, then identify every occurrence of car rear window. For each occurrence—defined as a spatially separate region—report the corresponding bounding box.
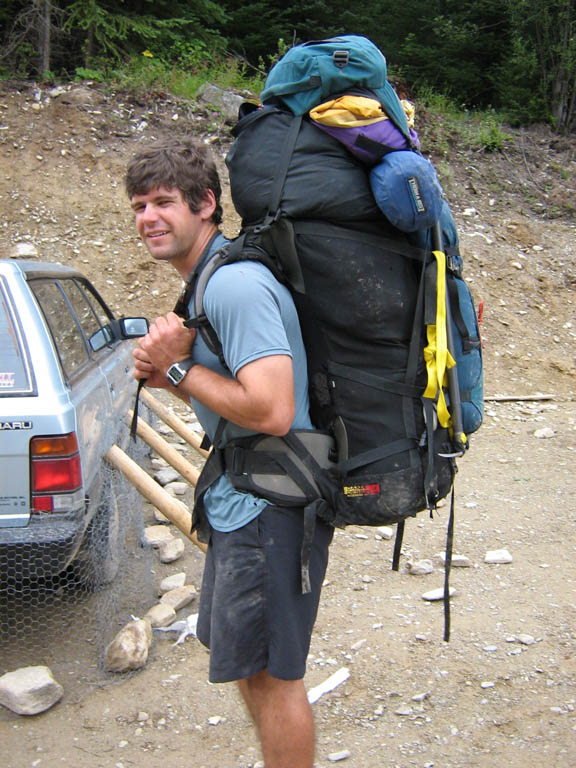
[29,279,90,379]
[0,279,35,396]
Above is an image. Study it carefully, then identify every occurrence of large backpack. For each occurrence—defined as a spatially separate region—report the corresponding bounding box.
[190,36,483,638]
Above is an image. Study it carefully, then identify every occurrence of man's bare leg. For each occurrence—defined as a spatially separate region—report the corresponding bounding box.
[238,669,314,768]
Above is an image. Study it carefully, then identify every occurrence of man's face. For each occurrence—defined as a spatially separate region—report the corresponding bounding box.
[130,186,204,265]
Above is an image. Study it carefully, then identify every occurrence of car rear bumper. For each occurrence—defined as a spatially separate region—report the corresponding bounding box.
[0,511,86,581]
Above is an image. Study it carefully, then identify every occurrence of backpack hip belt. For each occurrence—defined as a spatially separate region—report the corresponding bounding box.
[220,429,337,508]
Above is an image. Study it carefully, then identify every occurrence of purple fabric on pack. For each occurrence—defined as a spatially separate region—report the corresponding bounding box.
[312,119,420,165]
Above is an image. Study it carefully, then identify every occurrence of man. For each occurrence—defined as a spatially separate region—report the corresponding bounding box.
[126,137,332,768]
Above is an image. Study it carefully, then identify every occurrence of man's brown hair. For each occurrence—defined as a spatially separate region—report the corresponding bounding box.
[125,137,223,225]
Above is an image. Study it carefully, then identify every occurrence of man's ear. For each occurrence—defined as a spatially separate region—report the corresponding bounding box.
[199,189,217,221]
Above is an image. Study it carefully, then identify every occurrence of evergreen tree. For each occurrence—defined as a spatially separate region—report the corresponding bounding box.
[501,0,575,132]
[63,0,226,68]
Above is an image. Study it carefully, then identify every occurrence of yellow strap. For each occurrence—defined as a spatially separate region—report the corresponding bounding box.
[423,249,456,428]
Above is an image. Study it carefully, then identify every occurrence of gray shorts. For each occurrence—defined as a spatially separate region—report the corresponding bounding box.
[196,505,333,683]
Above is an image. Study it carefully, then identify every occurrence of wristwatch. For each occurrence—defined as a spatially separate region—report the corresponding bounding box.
[166,358,196,387]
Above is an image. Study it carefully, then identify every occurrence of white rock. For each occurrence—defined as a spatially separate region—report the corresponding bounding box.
[351,639,366,652]
[484,549,513,564]
[11,242,38,259]
[328,749,351,762]
[160,585,197,611]
[49,86,69,98]
[480,681,495,689]
[158,537,185,563]
[533,427,555,439]
[153,508,171,524]
[105,619,153,672]
[159,572,187,594]
[517,634,536,645]
[143,525,175,548]
[164,481,189,496]
[394,705,414,716]
[406,559,434,575]
[422,587,456,602]
[154,467,181,486]
[435,552,471,567]
[144,603,177,628]
[0,666,63,715]
[168,442,188,453]
[376,526,394,540]
[412,692,429,702]
[450,554,472,567]
[196,83,244,123]
[208,715,224,725]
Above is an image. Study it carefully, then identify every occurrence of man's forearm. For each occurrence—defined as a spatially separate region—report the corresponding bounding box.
[178,356,295,436]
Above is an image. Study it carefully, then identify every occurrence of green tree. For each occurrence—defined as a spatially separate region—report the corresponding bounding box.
[370,0,511,105]
[63,0,226,68]
[502,0,575,132]
[1,0,66,76]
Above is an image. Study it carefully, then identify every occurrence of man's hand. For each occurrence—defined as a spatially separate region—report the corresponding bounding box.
[132,311,195,388]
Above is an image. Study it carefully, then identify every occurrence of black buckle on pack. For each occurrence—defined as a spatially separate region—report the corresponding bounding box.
[230,446,246,475]
[252,209,281,235]
[333,50,349,68]
[446,250,463,276]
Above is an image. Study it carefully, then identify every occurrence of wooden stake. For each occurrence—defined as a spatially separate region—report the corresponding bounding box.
[140,388,209,458]
[130,411,201,486]
[485,394,555,403]
[105,445,207,553]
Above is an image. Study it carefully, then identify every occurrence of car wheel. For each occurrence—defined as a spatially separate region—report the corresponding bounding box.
[72,474,121,588]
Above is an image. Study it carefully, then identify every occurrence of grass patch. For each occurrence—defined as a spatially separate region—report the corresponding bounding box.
[414,87,512,156]
[104,53,264,101]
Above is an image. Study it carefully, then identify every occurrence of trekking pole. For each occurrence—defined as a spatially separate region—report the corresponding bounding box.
[432,222,466,454]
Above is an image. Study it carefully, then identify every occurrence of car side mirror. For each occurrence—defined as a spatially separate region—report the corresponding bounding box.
[119,317,149,338]
[89,317,149,352]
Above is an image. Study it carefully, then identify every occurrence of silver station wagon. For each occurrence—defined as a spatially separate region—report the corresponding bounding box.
[0,259,148,585]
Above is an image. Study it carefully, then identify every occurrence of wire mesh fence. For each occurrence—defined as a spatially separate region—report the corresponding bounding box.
[0,436,156,707]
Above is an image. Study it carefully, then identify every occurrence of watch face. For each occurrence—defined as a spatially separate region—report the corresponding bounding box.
[166,363,186,386]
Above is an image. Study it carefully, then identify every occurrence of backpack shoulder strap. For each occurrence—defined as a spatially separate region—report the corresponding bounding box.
[179,238,284,368]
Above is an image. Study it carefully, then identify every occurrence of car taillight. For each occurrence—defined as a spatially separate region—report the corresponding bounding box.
[30,432,83,513]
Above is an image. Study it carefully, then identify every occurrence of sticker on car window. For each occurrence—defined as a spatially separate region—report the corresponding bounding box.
[0,372,16,388]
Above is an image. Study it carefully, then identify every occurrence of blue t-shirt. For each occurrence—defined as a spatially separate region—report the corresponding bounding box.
[188,233,313,532]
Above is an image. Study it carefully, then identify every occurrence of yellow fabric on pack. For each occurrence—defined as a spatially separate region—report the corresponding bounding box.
[310,95,388,127]
[423,249,455,429]
[310,95,417,131]
[400,99,416,129]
